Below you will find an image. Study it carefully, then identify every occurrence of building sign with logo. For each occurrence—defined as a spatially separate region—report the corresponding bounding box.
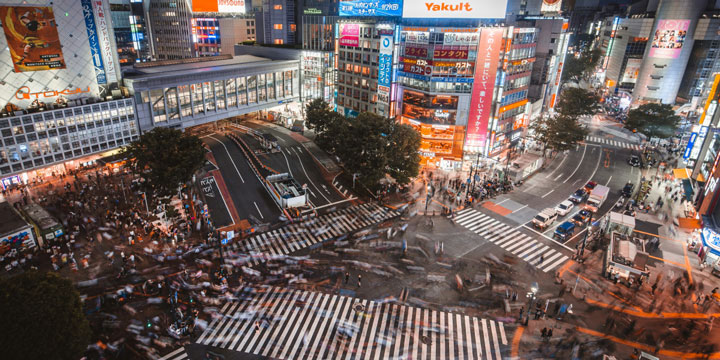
[340,0,403,17]
[702,227,720,255]
[339,24,360,47]
[403,0,508,19]
[0,6,66,73]
[192,0,246,13]
[81,0,108,89]
[432,46,469,59]
[684,132,697,160]
[541,0,562,13]
[404,45,429,58]
[378,30,394,103]
[91,0,118,84]
[650,19,690,59]
[465,28,503,151]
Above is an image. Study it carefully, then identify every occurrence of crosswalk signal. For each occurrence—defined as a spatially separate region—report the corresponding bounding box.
[146,319,152,328]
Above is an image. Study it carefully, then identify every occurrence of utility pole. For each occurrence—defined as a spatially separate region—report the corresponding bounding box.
[580,211,592,258]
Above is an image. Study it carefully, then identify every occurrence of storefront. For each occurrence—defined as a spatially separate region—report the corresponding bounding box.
[699,226,720,274]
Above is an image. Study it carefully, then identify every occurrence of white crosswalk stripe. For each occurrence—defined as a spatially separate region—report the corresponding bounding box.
[179,286,508,359]
[223,203,398,266]
[452,209,569,272]
[585,136,642,150]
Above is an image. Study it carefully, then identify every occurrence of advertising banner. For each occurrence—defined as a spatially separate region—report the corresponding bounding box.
[433,46,469,59]
[621,58,642,83]
[340,0,403,17]
[541,0,562,13]
[0,6,65,72]
[465,28,503,150]
[403,0,508,19]
[91,0,118,84]
[339,23,360,47]
[404,45,429,58]
[81,0,107,86]
[650,19,690,59]
[378,32,394,95]
[192,0,246,13]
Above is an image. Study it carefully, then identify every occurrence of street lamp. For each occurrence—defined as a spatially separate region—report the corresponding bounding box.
[525,281,539,325]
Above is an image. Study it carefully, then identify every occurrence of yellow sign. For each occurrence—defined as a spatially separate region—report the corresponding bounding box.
[14,86,91,100]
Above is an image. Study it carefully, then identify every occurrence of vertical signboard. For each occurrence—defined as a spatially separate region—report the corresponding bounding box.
[91,0,118,84]
[649,19,690,59]
[81,0,107,87]
[465,28,503,151]
[378,29,393,104]
[339,23,360,47]
[0,6,66,72]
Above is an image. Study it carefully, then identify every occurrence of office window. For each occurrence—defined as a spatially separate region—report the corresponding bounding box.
[274,24,283,30]
[274,39,284,44]
[290,24,296,32]
[274,4,282,10]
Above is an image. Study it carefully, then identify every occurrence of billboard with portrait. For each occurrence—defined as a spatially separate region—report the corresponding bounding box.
[541,0,562,13]
[621,58,642,83]
[340,0,403,17]
[0,6,65,72]
[650,19,690,59]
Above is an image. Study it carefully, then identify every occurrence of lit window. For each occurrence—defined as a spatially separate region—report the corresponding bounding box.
[274,5,283,10]
[290,24,296,32]
[274,39,284,44]
[274,24,283,30]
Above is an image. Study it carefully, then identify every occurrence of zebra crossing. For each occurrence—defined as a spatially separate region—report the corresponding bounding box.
[162,286,509,360]
[585,136,642,150]
[224,203,398,265]
[453,208,569,272]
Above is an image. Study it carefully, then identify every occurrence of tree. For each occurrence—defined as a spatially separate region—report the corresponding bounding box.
[561,55,586,84]
[305,98,333,134]
[555,87,600,118]
[624,103,681,139]
[0,271,91,360]
[385,122,421,185]
[123,127,206,197]
[531,114,588,155]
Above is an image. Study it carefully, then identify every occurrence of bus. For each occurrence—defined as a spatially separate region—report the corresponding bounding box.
[21,202,63,243]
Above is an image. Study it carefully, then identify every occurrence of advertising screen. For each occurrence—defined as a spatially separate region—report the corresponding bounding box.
[621,58,641,83]
[192,0,246,13]
[0,6,65,72]
[649,19,690,59]
[465,28,503,150]
[339,24,360,47]
[340,0,403,17]
[403,0,508,19]
[541,0,562,13]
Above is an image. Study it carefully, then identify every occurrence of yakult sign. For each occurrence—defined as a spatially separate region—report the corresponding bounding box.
[465,28,503,151]
[403,0,508,19]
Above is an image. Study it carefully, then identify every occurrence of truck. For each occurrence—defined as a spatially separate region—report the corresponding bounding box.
[532,208,558,230]
[585,185,610,212]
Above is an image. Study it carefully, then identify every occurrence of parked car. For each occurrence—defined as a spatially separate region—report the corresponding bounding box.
[569,189,589,203]
[622,182,634,197]
[554,221,576,241]
[555,200,574,216]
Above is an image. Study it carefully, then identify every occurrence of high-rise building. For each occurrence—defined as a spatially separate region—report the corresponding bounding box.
[109,0,151,64]
[146,0,195,60]
[256,0,298,45]
[191,16,256,57]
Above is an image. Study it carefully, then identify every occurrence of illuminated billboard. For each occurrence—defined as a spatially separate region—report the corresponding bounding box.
[466,28,503,151]
[339,24,360,47]
[0,6,65,72]
[403,0,508,19]
[192,0,246,13]
[621,58,641,84]
[541,0,562,13]
[649,19,690,59]
[340,0,403,17]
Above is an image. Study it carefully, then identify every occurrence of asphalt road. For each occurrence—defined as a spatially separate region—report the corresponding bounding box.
[239,122,345,207]
[203,134,281,224]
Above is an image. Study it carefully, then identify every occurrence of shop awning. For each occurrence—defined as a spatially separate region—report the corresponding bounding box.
[673,168,691,179]
[678,217,702,230]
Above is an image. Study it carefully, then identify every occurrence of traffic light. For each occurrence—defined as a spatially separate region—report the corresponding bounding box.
[146,319,152,328]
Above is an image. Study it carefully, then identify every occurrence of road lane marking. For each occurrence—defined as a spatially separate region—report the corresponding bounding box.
[207,135,245,183]
[512,204,528,213]
[295,152,332,204]
[564,144,587,183]
[605,176,612,186]
[547,153,569,178]
[541,189,554,198]
[254,201,264,219]
[553,173,564,181]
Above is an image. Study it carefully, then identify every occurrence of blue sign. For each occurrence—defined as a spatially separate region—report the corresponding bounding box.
[431,77,474,83]
[683,132,698,159]
[702,227,720,255]
[700,126,709,138]
[398,71,429,81]
[81,0,107,85]
[339,0,403,16]
[221,238,228,245]
[378,54,392,88]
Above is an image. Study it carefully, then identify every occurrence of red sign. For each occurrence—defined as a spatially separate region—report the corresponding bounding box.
[403,63,431,75]
[465,28,503,150]
[404,46,429,58]
[432,46,469,59]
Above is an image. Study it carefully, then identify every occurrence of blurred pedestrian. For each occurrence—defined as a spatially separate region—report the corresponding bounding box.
[357,274,362,287]
[344,272,349,284]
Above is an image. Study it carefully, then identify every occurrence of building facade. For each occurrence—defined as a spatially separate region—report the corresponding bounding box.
[146,0,195,60]
[256,0,298,45]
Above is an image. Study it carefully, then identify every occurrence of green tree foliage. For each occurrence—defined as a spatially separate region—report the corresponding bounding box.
[305,101,421,188]
[561,48,602,84]
[555,87,601,118]
[0,271,91,360]
[531,114,589,154]
[624,103,681,139]
[123,127,206,197]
